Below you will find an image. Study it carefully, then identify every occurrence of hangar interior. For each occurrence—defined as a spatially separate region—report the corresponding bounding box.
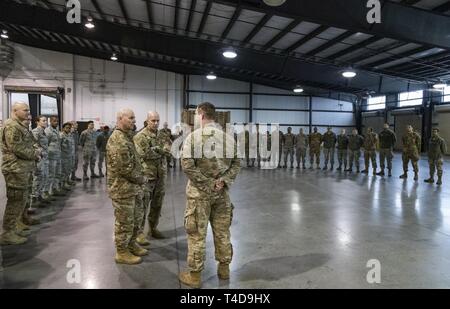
[0,0,450,288]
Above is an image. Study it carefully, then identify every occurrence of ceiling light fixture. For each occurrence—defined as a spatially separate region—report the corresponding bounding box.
[0,30,9,39]
[110,53,118,61]
[222,48,237,59]
[263,0,286,6]
[206,72,217,80]
[293,86,304,93]
[342,69,357,78]
[85,17,95,29]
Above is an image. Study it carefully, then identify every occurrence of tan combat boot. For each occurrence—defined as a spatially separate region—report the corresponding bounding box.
[129,242,149,256]
[217,263,230,280]
[179,270,201,288]
[115,250,142,265]
[16,222,31,237]
[136,233,150,246]
[150,228,165,239]
[0,232,28,245]
[17,220,30,231]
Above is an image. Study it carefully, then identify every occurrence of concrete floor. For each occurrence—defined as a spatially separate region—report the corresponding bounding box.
[1,154,450,289]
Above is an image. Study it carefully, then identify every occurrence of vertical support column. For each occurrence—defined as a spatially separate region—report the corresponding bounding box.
[183,74,189,110]
[0,78,4,124]
[422,90,433,152]
[309,96,312,134]
[249,82,253,123]
[355,98,362,134]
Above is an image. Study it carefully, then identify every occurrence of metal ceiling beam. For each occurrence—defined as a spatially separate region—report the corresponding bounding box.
[365,46,433,69]
[91,0,107,21]
[197,0,212,36]
[262,19,301,51]
[326,36,382,60]
[174,0,180,30]
[185,0,197,32]
[285,25,328,54]
[304,30,355,57]
[345,41,407,64]
[145,0,153,27]
[117,0,131,26]
[242,13,272,44]
[384,51,450,73]
[220,6,241,40]
[211,0,450,50]
[400,0,421,5]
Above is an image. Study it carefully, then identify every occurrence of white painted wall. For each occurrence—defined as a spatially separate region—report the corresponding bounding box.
[1,43,183,130]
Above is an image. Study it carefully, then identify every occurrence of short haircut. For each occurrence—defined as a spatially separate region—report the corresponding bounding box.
[34,115,46,123]
[432,128,439,132]
[197,102,216,120]
[49,116,58,121]
[103,126,110,130]
[62,122,72,128]
[87,121,94,125]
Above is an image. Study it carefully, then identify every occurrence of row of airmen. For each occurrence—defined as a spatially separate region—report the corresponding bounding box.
[242,123,447,185]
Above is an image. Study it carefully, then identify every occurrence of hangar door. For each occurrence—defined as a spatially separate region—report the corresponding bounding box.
[392,110,422,151]
[362,114,385,134]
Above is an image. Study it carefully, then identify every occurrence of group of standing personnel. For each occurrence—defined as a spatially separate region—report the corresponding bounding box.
[243,123,447,185]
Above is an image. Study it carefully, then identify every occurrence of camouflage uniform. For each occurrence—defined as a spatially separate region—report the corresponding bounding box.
[32,126,49,199]
[71,129,79,179]
[378,128,397,172]
[363,132,378,172]
[277,131,284,168]
[337,134,349,170]
[106,129,145,252]
[347,134,364,171]
[322,131,337,169]
[401,131,421,175]
[283,132,295,167]
[45,125,62,193]
[1,119,37,235]
[80,129,97,176]
[309,132,322,167]
[427,134,447,183]
[159,128,173,167]
[96,132,109,175]
[181,123,241,272]
[60,131,74,186]
[295,133,308,168]
[133,127,168,235]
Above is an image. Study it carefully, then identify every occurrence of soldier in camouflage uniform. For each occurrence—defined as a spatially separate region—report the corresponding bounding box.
[134,111,170,241]
[80,121,99,180]
[31,115,50,206]
[346,129,364,173]
[70,121,81,181]
[399,125,421,181]
[179,102,241,288]
[295,128,308,169]
[309,127,322,169]
[106,108,148,265]
[336,129,349,171]
[96,126,110,177]
[283,127,295,168]
[60,122,74,190]
[376,123,397,177]
[322,127,337,171]
[45,116,64,196]
[159,122,173,168]
[424,128,447,185]
[361,127,378,175]
[1,103,41,245]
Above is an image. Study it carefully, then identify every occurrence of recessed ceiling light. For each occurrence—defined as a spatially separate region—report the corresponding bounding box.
[206,73,217,80]
[223,49,237,59]
[110,53,118,61]
[293,86,304,93]
[1,30,9,39]
[85,17,95,29]
[342,69,357,78]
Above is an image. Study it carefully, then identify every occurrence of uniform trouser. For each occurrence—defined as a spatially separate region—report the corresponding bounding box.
[61,156,74,184]
[32,157,49,198]
[283,148,294,166]
[310,148,320,166]
[348,150,361,169]
[402,151,419,174]
[323,147,335,166]
[337,149,348,168]
[83,150,97,174]
[48,157,62,193]
[429,157,443,178]
[112,195,144,252]
[379,148,393,171]
[184,190,234,272]
[2,172,32,233]
[148,176,166,230]
[139,180,157,234]
[72,151,79,177]
[296,148,307,166]
[364,150,377,170]
[98,151,106,171]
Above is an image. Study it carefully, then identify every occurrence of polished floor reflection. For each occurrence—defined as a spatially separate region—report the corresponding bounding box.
[1,155,450,288]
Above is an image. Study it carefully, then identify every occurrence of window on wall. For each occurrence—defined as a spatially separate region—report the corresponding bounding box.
[41,95,58,116]
[10,92,30,106]
[367,96,386,111]
[398,90,423,107]
[443,86,450,103]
